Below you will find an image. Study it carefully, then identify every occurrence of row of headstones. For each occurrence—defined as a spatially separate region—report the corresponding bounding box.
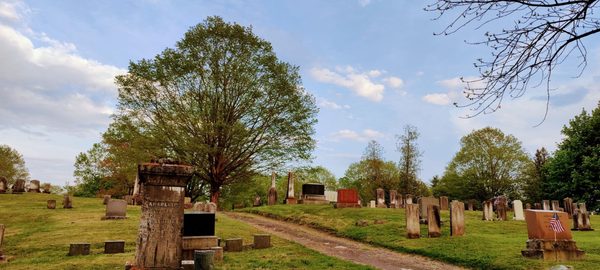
[46,195,73,209]
[68,241,125,256]
[405,200,466,238]
[0,178,52,194]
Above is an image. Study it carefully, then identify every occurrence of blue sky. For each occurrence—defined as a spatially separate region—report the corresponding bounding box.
[1,0,599,187]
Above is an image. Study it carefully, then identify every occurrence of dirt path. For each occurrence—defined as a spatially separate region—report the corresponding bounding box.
[225,212,466,270]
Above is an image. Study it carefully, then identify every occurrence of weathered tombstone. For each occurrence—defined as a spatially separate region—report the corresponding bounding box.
[521,210,584,260]
[525,203,531,210]
[184,212,216,236]
[405,194,413,205]
[124,195,134,205]
[467,201,474,211]
[405,204,420,239]
[267,172,277,206]
[335,189,361,208]
[551,200,561,211]
[397,194,404,208]
[542,200,550,210]
[47,200,56,209]
[253,195,262,206]
[0,177,6,193]
[42,183,51,194]
[513,200,525,221]
[563,198,574,219]
[63,195,73,208]
[12,179,25,193]
[325,190,338,202]
[427,205,441,238]
[101,199,127,220]
[369,200,376,208]
[104,240,125,254]
[300,183,328,204]
[103,195,111,205]
[389,190,398,208]
[496,196,508,221]
[376,188,386,208]
[572,203,593,231]
[134,161,193,269]
[132,175,142,205]
[194,250,215,270]
[225,238,243,252]
[285,171,297,204]
[482,200,493,221]
[253,234,271,249]
[418,197,439,222]
[534,202,542,209]
[28,180,40,193]
[450,200,465,236]
[439,196,449,211]
[0,224,4,260]
[68,243,90,256]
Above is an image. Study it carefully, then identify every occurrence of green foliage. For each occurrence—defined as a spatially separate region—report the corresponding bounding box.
[72,143,111,197]
[543,102,600,210]
[521,147,549,204]
[396,125,428,196]
[0,144,29,184]
[432,127,529,201]
[294,166,338,191]
[113,16,318,202]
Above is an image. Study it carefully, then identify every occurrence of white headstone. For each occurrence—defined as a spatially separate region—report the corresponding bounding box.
[513,200,524,221]
[369,200,376,208]
[325,191,338,202]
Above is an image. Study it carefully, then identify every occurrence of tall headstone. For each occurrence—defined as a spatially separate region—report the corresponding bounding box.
[397,194,404,208]
[376,188,386,208]
[0,177,7,193]
[12,179,25,193]
[284,172,297,204]
[405,194,413,205]
[405,204,420,239]
[467,200,474,211]
[439,196,449,211]
[28,180,41,193]
[42,183,51,194]
[389,190,398,208]
[418,197,439,221]
[134,161,193,269]
[450,200,465,236]
[101,199,128,220]
[267,172,277,206]
[521,210,584,260]
[335,189,361,208]
[551,200,560,211]
[496,196,508,221]
[513,200,525,221]
[542,200,550,210]
[482,200,493,221]
[427,205,441,238]
[63,195,73,208]
[563,198,574,219]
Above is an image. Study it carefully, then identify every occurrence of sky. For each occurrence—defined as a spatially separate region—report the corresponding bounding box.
[1,0,599,187]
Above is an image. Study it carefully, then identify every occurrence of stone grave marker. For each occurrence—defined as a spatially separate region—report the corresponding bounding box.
[389,190,398,208]
[405,194,413,205]
[42,183,51,194]
[405,204,420,239]
[513,200,525,221]
[253,234,271,249]
[285,172,297,204]
[184,212,215,236]
[427,205,441,237]
[103,195,111,205]
[521,210,584,260]
[450,200,465,236]
[225,238,243,252]
[182,235,218,260]
[268,172,277,206]
[534,202,542,209]
[194,250,215,269]
[482,200,493,221]
[0,177,7,193]
[418,197,439,222]
[369,200,376,208]
[68,243,90,256]
[376,188,386,208]
[47,200,56,209]
[28,180,40,193]
[12,179,25,193]
[300,183,328,204]
[101,199,127,220]
[397,194,404,208]
[211,246,223,262]
[335,189,361,208]
[134,161,193,269]
[563,197,574,219]
[496,196,508,221]
[551,200,560,211]
[124,195,133,205]
[525,203,531,210]
[572,203,593,231]
[63,195,73,208]
[104,240,125,254]
[439,196,449,211]
[542,200,550,210]
[253,195,262,206]
[467,200,474,211]
[325,190,338,202]
[0,224,5,260]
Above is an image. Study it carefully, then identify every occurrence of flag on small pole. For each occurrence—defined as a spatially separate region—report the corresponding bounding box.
[550,212,565,233]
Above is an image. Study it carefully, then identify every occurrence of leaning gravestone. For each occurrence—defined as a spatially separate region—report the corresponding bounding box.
[450,200,465,236]
[542,200,550,210]
[134,161,193,269]
[439,196,449,211]
[521,210,584,260]
[63,195,73,208]
[285,172,297,204]
[0,177,7,193]
[563,198,574,219]
[268,172,277,206]
[405,204,420,239]
[418,197,439,222]
[389,190,398,208]
[427,205,441,238]
[101,199,127,220]
[12,179,25,194]
[376,188,386,208]
[28,180,40,193]
[335,189,361,208]
[513,200,525,221]
[572,203,593,231]
[482,200,493,221]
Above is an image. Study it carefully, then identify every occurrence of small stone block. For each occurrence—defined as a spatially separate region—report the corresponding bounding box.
[47,200,56,209]
[210,246,223,262]
[68,243,90,256]
[194,250,215,270]
[181,260,194,270]
[104,240,125,254]
[225,238,243,252]
[253,234,271,249]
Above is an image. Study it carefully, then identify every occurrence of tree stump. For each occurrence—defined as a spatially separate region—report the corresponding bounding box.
[253,234,271,249]
[225,238,243,252]
[194,250,215,270]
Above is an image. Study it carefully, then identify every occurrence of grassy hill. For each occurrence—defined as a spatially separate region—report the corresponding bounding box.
[240,204,600,270]
[0,193,372,270]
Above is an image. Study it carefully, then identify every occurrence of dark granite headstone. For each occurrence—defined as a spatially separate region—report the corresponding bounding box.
[302,183,325,195]
[184,212,215,236]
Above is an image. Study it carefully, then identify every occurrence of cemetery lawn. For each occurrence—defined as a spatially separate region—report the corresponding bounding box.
[239,204,600,270]
[0,193,373,270]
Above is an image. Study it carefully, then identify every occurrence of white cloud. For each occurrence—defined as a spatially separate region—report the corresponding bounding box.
[0,1,25,22]
[358,0,371,7]
[311,66,394,102]
[383,76,404,89]
[330,129,384,142]
[318,98,350,110]
[423,93,451,105]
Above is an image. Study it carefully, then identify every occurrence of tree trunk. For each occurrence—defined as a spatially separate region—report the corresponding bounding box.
[210,188,220,205]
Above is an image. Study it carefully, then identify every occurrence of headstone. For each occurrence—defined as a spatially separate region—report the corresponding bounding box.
[551,200,560,211]
[405,204,420,239]
[397,194,404,208]
[496,196,508,221]
[104,240,125,254]
[427,205,441,237]
[194,250,215,270]
[184,197,193,209]
[0,224,4,260]
[563,198,574,219]
[467,201,474,211]
[206,202,217,213]
[28,180,40,193]
[376,188,386,208]
[225,238,243,252]
[267,172,277,206]
[542,200,550,210]
[513,200,525,221]
[325,190,338,202]
[182,236,218,260]
[521,210,584,260]
[253,195,262,206]
[12,179,25,193]
[102,199,127,220]
[439,196,449,211]
[369,200,376,208]
[482,200,493,221]
[525,203,531,210]
[210,246,223,262]
[63,195,73,208]
[47,200,56,209]
[134,161,193,269]
[418,197,439,222]
[285,172,297,204]
[124,195,134,205]
[42,183,51,194]
[405,194,413,205]
[389,190,398,208]
[335,189,361,208]
[0,177,6,193]
[133,175,142,205]
[450,200,465,236]
[68,243,90,256]
[300,183,328,204]
[181,260,194,270]
[572,203,593,231]
[103,195,111,205]
[184,212,216,236]
[534,203,542,209]
[253,234,271,249]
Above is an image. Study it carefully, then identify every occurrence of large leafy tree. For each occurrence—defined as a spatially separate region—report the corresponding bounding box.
[544,102,600,209]
[0,145,29,184]
[433,127,530,201]
[295,166,338,191]
[73,143,111,197]
[522,147,549,204]
[114,17,317,203]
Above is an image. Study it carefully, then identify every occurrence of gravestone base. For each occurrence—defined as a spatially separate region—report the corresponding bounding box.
[225,238,243,252]
[285,198,297,205]
[334,202,361,208]
[253,234,271,249]
[521,239,585,260]
[299,195,328,205]
[101,216,128,220]
[182,236,219,260]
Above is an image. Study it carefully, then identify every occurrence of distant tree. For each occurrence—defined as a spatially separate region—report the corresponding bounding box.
[113,16,318,204]
[0,145,29,185]
[435,127,530,201]
[73,143,111,197]
[544,102,600,209]
[522,147,549,203]
[396,125,424,195]
[426,1,600,118]
[295,166,338,191]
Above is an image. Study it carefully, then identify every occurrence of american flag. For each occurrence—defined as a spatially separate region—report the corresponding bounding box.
[549,212,565,233]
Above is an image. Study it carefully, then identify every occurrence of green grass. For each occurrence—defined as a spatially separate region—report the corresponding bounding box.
[0,193,372,270]
[239,204,600,270]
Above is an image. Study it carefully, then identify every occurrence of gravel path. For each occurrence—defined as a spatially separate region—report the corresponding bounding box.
[225,212,466,270]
